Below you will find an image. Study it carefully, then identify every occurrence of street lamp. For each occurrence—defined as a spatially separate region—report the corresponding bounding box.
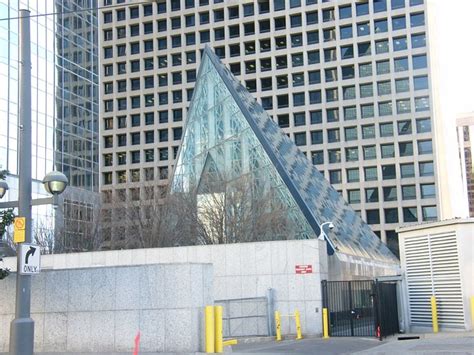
[318,221,338,255]
[0,180,8,199]
[42,171,68,196]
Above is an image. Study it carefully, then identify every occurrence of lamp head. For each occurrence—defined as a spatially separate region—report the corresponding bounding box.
[327,222,334,230]
[42,171,68,195]
[0,180,8,199]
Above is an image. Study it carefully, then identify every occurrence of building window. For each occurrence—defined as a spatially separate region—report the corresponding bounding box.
[374,19,388,33]
[363,145,377,160]
[347,168,360,182]
[346,147,359,162]
[344,106,357,120]
[311,151,324,165]
[327,128,340,143]
[365,187,379,203]
[329,170,342,184]
[362,125,375,139]
[345,127,358,141]
[399,142,413,156]
[348,190,361,204]
[366,210,380,225]
[418,140,432,154]
[364,166,378,181]
[383,186,397,201]
[379,122,393,137]
[400,163,415,178]
[328,149,341,163]
[403,207,418,223]
[419,161,434,176]
[311,130,323,144]
[382,164,396,180]
[294,132,307,146]
[402,185,416,200]
[294,112,306,126]
[422,206,437,221]
[384,208,399,223]
[421,183,436,199]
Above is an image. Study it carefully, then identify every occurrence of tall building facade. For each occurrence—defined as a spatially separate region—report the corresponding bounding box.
[0,0,100,251]
[457,113,474,217]
[100,0,438,255]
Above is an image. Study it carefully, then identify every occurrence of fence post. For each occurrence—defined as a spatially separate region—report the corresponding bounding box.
[205,306,215,353]
[471,296,474,330]
[322,308,329,339]
[275,311,282,341]
[266,288,275,336]
[430,296,439,333]
[215,305,224,353]
[294,309,303,340]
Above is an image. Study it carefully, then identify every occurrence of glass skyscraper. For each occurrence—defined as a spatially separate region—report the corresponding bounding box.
[0,0,99,252]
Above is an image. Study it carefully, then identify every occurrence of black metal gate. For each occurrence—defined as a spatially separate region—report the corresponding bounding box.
[321,280,399,339]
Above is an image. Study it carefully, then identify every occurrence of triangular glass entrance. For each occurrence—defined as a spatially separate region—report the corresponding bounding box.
[171,47,398,264]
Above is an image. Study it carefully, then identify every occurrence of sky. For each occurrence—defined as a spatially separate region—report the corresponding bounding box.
[430,0,474,117]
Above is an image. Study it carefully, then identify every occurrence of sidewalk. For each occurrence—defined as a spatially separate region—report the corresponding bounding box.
[354,332,474,354]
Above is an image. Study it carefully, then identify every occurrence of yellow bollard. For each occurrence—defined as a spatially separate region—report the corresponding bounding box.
[214,305,224,353]
[431,296,439,333]
[205,306,215,353]
[294,309,303,340]
[275,311,282,341]
[322,308,330,339]
[470,296,474,330]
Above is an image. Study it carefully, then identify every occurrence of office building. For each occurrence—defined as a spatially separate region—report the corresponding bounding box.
[457,113,474,217]
[0,0,99,252]
[100,0,439,255]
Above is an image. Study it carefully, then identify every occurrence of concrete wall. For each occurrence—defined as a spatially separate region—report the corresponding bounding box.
[2,239,328,336]
[0,263,212,353]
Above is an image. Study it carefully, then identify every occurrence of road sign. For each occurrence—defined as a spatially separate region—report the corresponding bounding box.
[295,265,313,274]
[19,244,40,275]
[13,217,26,243]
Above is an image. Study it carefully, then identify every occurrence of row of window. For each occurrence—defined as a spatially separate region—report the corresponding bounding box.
[315,161,434,184]
[347,183,435,204]
[260,90,429,111]
[103,128,182,148]
[102,0,423,23]
[103,28,424,58]
[246,73,427,95]
[103,71,196,94]
[363,205,435,225]
[103,111,183,130]
[310,140,432,165]
[104,11,424,42]
[103,90,194,112]
[103,146,178,167]
[102,46,425,79]
[103,166,169,185]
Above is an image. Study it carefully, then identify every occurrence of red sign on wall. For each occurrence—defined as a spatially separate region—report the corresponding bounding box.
[295,265,313,274]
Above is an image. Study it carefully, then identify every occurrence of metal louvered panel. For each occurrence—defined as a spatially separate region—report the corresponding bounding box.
[404,232,465,328]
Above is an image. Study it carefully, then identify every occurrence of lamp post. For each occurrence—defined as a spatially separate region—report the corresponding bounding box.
[318,221,338,255]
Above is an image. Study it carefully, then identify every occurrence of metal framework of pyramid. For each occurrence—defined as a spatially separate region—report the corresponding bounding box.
[171,47,398,265]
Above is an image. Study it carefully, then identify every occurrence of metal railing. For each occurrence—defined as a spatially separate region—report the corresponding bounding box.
[215,288,275,337]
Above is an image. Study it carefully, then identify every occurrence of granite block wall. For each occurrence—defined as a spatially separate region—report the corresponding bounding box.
[2,239,328,341]
[0,263,212,353]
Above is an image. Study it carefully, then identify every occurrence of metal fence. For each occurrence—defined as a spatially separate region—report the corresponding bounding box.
[215,288,275,338]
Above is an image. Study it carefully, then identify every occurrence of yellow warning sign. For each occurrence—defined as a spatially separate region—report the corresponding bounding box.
[14,217,26,243]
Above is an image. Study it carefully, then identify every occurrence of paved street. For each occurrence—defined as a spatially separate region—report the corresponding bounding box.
[231,334,474,354]
[231,337,383,354]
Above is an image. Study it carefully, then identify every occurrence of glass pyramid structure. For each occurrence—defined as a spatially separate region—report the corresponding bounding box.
[171,47,398,265]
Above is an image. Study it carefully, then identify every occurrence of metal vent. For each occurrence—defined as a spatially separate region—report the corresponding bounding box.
[404,232,465,328]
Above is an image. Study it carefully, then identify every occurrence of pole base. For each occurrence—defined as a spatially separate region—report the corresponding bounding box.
[10,317,34,355]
